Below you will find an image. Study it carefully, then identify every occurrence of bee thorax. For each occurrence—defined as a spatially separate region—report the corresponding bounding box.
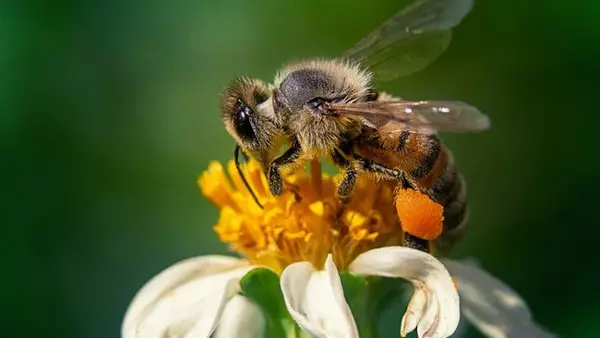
[292,114,353,154]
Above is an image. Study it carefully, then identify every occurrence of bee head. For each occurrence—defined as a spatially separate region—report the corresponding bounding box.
[273,59,372,119]
[220,77,279,166]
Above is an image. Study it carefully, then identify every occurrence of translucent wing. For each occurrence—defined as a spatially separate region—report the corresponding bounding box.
[326,100,490,133]
[342,0,474,81]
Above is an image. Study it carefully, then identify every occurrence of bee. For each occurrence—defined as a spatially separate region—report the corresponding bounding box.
[220,0,490,253]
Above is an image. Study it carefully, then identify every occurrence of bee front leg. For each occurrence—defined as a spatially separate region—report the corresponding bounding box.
[268,139,301,196]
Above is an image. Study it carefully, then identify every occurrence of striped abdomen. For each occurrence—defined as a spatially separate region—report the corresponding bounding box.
[355,130,469,252]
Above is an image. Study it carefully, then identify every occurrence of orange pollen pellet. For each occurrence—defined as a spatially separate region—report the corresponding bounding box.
[395,189,444,240]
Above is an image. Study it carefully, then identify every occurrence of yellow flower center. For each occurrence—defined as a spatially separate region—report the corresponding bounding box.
[198,159,404,274]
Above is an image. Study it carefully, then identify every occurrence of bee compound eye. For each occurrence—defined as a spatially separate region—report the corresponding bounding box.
[234,99,256,141]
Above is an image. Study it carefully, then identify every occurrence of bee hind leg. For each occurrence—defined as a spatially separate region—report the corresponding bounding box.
[402,232,431,253]
[358,158,415,189]
[333,151,416,204]
[354,156,432,253]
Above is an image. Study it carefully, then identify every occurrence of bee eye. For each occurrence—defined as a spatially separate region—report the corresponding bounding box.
[234,99,255,141]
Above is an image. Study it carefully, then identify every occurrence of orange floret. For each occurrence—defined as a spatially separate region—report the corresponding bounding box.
[395,189,444,240]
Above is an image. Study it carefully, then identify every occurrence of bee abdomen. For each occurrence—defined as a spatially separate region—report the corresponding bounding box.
[442,177,467,231]
[436,205,468,253]
[435,171,469,253]
[422,148,469,252]
[410,134,441,179]
[429,151,458,203]
[431,154,468,231]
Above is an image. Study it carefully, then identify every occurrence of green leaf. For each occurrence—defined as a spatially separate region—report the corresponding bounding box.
[340,271,368,302]
[340,273,412,338]
[340,273,372,338]
[373,277,414,338]
[371,276,411,315]
[240,268,292,338]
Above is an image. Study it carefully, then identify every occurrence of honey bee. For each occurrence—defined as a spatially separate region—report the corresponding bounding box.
[220,0,490,253]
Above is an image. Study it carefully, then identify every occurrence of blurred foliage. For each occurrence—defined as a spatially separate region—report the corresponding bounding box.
[2,0,599,337]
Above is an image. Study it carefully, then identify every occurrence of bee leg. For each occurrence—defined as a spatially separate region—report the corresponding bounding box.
[356,157,402,180]
[333,153,412,204]
[332,150,356,204]
[402,232,431,253]
[349,156,431,252]
[337,167,357,204]
[268,139,301,196]
[356,157,416,189]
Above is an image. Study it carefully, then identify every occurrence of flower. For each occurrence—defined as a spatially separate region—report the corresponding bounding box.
[442,259,555,338]
[122,159,554,338]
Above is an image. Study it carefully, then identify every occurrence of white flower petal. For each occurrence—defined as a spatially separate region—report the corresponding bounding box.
[442,259,556,338]
[122,255,253,338]
[213,294,265,338]
[401,287,427,336]
[419,291,441,337]
[348,247,459,338]
[280,254,359,338]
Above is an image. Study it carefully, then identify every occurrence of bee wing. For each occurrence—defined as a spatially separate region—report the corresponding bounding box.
[342,0,473,81]
[327,100,490,133]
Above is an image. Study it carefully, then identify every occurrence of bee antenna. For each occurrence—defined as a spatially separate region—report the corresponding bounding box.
[234,145,264,209]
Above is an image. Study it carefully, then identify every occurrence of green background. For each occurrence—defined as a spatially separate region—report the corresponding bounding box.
[3,0,598,337]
